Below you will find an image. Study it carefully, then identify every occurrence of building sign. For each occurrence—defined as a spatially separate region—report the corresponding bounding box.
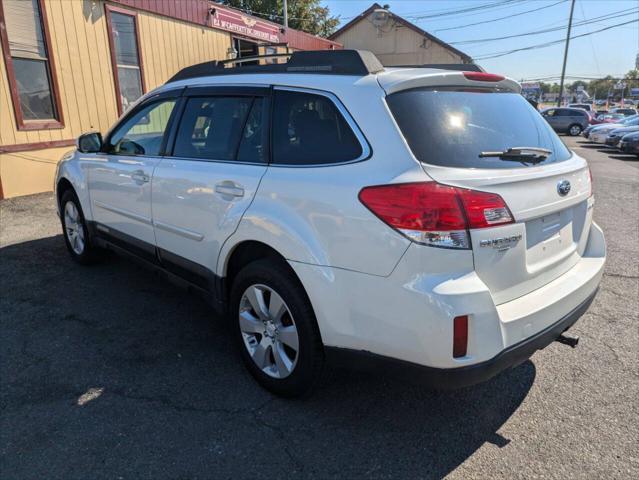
[210,5,281,43]
[521,82,541,99]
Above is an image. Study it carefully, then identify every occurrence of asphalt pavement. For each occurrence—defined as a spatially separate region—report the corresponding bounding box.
[0,136,637,479]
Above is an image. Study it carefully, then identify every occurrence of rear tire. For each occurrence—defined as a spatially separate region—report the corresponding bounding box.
[60,189,101,265]
[568,124,583,136]
[230,258,324,397]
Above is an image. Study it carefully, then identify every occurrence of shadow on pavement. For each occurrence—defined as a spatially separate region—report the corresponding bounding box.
[0,235,535,479]
[608,154,638,161]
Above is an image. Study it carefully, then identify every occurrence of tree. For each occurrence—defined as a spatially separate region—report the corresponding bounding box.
[220,0,340,37]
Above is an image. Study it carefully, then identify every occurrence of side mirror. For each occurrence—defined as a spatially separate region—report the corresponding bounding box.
[77,132,102,153]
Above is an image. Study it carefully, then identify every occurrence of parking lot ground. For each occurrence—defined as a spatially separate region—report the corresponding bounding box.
[1,137,638,479]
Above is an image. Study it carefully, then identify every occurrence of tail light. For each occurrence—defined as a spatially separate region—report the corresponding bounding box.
[358,182,513,249]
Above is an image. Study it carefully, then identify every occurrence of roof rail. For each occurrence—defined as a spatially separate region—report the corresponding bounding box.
[390,63,485,72]
[166,50,384,83]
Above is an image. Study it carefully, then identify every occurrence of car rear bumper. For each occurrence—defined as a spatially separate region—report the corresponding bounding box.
[291,222,605,376]
[325,288,597,389]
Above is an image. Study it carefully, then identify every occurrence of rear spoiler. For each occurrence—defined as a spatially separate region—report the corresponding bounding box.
[390,63,485,72]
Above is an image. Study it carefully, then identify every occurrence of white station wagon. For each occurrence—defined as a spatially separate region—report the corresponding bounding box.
[55,50,605,396]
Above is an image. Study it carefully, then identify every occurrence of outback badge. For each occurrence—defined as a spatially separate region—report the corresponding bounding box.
[557,180,571,196]
[479,234,522,250]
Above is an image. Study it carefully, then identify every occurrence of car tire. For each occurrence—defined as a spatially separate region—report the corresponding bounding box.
[568,124,583,136]
[60,189,101,265]
[230,258,324,397]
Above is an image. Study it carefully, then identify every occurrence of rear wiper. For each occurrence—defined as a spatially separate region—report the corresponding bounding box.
[479,147,552,163]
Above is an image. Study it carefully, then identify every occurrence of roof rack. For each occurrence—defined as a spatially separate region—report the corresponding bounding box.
[390,63,485,72]
[167,50,384,83]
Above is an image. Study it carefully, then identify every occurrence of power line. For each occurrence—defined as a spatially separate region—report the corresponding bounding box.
[408,0,524,21]
[449,8,637,45]
[434,0,568,33]
[474,19,638,60]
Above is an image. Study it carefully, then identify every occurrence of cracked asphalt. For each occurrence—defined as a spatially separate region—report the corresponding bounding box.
[1,137,637,479]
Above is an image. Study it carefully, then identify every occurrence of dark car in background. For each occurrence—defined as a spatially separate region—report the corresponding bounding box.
[541,107,590,136]
[605,126,639,149]
[618,131,639,156]
[610,108,638,117]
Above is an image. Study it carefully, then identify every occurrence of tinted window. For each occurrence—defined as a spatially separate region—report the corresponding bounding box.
[565,109,587,117]
[272,90,363,165]
[237,98,267,162]
[387,88,572,169]
[108,99,176,155]
[173,96,258,161]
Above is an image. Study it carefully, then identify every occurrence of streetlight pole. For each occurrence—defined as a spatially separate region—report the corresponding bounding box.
[283,0,288,28]
[557,0,576,107]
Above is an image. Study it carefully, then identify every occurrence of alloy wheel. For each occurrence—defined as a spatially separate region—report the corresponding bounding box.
[64,201,85,255]
[239,284,299,379]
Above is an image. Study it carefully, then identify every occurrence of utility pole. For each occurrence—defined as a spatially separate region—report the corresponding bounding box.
[283,0,288,28]
[557,0,576,107]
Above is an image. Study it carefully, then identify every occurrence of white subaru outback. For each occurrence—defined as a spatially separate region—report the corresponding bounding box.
[55,50,605,397]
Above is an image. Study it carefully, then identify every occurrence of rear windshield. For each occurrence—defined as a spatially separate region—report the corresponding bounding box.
[387,87,572,169]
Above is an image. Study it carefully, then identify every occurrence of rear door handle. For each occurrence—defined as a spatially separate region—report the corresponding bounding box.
[215,182,244,198]
[132,170,150,184]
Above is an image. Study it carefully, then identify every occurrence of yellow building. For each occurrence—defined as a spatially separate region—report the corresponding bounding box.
[329,3,471,67]
[0,0,339,198]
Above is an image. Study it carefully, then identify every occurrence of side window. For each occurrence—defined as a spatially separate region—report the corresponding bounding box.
[237,98,267,162]
[272,90,363,165]
[173,96,257,161]
[107,99,176,156]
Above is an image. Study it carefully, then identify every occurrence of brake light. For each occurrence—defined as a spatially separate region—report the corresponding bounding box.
[358,182,513,249]
[463,72,505,82]
[453,315,469,358]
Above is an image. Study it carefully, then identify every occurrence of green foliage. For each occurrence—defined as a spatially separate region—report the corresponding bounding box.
[220,0,340,37]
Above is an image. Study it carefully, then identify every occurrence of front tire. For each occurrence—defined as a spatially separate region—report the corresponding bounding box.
[60,190,100,265]
[230,259,324,397]
[568,124,583,136]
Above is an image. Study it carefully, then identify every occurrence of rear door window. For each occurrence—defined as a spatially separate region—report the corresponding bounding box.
[272,90,363,165]
[386,87,572,169]
[173,96,264,162]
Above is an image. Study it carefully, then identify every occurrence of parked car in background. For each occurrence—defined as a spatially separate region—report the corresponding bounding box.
[605,126,639,149]
[53,50,605,396]
[589,113,625,125]
[588,115,639,143]
[618,131,639,156]
[610,107,638,117]
[541,107,590,135]
[569,103,592,111]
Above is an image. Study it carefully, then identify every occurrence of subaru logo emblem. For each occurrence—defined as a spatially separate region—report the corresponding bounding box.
[557,180,571,196]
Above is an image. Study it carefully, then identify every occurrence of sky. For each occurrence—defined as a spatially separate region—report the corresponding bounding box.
[322,0,639,82]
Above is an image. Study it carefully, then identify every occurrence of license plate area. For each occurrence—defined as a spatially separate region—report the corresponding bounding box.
[525,209,575,267]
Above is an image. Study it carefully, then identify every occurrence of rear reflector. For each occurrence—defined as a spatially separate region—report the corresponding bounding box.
[463,72,505,82]
[358,182,514,249]
[453,315,468,358]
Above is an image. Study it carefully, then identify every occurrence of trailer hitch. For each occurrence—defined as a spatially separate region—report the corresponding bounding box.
[556,332,579,348]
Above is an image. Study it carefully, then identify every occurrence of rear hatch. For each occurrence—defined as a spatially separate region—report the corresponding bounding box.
[385,77,593,305]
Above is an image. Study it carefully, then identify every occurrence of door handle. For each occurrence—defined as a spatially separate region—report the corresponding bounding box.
[214,182,244,198]
[132,170,149,184]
